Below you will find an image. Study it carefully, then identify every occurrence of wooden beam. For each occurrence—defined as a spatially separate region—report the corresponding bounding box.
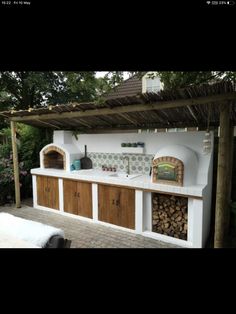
[0,112,9,118]
[69,122,200,133]
[72,118,93,128]
[94,116,113,127]
[35,119,61,129]
[10,121,21,208]
[214,103,232,248]
[187,105,199,124]
[118,113,137,126]
[228,125,234,203]
[9,92,236,123]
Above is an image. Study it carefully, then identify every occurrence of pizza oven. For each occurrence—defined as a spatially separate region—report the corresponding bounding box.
[151,145,198,187]
[40,131,81,171]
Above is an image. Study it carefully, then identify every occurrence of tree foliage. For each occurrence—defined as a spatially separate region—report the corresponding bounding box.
[0,124,52,204]
[154,71,236,90]
[0,71,100,110]
[0,71,131,112]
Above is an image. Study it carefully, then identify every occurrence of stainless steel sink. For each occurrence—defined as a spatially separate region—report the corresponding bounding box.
[72,169,142,180]
[109,173,142,180]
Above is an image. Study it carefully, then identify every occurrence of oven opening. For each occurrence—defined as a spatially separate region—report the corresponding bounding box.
[44,151,64,169]
[152,156,184,186]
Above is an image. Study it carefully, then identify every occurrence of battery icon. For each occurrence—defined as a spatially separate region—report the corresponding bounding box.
[227,1,235,4]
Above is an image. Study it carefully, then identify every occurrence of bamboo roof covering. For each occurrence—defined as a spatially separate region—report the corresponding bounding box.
[1,81,236,132]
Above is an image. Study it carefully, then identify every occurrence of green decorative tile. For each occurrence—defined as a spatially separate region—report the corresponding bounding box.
[89,152,153,174]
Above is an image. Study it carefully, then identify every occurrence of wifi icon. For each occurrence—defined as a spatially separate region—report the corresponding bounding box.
[206,1,211,3]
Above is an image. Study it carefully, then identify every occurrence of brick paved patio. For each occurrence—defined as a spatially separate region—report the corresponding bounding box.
[0,203,180,248]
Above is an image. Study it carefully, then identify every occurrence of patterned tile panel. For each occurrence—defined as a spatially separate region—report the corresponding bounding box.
[87,153,154,174]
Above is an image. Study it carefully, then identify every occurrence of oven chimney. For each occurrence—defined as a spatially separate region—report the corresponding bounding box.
[53,131,73,145]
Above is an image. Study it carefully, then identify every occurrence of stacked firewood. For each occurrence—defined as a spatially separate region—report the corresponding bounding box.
[152,194,188,240]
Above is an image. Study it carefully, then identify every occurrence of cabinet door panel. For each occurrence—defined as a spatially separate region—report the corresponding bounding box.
[119,188,135,229]
[47,177,59,210]
[37,176,59,209]
[77,182,92,218]
[98,184,135,229]
[98,185,119,225]
[37,176,48,207]
[63,179,92,218]
[63,179,78,215]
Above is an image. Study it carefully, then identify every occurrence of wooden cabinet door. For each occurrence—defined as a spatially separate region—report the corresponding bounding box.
[63,179,92,218]
[63,179,78,215]
[98,184,120,226]
[77,181,92,218]
[119,187,135,230]
[37,176,48,207]
[47,177,59,210]
[98,185,135,229]
[37,176,59,210]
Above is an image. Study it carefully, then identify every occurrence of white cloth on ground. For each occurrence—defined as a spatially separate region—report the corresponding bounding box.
[0,212,64,247]
[0,230,40,248]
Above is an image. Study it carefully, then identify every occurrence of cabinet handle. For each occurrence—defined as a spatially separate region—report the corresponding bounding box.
[74,192,77,197]
[77,192,80,198]
[116,200,120,206]
[112,199,115,205]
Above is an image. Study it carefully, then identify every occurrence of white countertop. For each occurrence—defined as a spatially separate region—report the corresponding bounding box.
[31,168,206,197]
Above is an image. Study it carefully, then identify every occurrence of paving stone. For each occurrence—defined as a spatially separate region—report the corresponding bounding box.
[0,205,180,248]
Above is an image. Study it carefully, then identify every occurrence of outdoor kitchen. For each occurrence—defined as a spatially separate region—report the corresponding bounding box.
[30,129,214,248]
[1,76,234,249]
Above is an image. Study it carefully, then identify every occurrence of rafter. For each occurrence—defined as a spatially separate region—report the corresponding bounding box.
[187,105,199,124]
[118,113,137,126]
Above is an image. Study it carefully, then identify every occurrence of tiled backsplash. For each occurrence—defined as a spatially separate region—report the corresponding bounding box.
[87,153,154,175]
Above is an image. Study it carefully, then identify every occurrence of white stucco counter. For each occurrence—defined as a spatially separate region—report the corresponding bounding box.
[30,130,214,248]
[31,168,206,198]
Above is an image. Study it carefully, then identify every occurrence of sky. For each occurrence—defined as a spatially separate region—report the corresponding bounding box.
[95,72,130,79]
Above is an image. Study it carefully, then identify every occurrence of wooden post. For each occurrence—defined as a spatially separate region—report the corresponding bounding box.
[214,103,232,247]
[228,126,234,203]
[10,121,21,208]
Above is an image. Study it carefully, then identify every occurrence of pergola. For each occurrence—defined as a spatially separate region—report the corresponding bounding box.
[1,81,236,247]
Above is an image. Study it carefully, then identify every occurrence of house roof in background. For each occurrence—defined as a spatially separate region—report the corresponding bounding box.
[103,74,143,100]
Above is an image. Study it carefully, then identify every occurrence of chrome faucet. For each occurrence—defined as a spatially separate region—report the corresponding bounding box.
[123,156,130,175]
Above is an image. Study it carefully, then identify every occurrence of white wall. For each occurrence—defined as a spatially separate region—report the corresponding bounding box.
[72,131,205,155]
[71,131,213,186]
[53,130,73,144]
[143,192,152,231]
[202,140,214,247]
